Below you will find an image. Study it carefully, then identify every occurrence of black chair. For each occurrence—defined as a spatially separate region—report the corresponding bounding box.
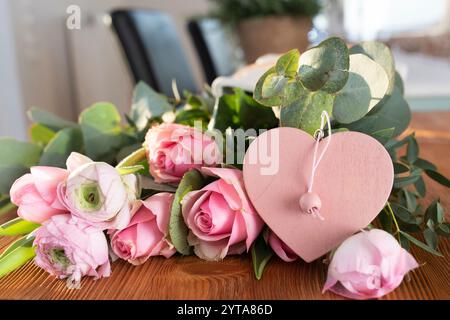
[110,10,198,96]
[188,19,242,84]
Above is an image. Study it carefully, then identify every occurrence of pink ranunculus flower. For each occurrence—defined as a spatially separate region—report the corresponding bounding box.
[109,193,176,265]
[34,214,111,288]
[144,123,221,184]
[182,167,264,261]
[58,152,138,230]
[266,230,298,262]
[323,229,419,300]
[10,166,69,223]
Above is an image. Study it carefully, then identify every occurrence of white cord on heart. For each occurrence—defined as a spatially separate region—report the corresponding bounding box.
[299,111,332,221]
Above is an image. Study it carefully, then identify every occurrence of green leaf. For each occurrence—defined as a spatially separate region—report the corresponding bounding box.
[345,86,411,137]
[0,218,40,236]
[413,158,437,171]
[403,190,417,212]
[425,201,444,224]
[350,41,396,101]
[390,203,414,223]
[394,175,420,188]
[27,107,77,131]
[210,88,278,131]
[378,209,392,233]
[0,235,36,278]
[393,162,409,174]
[423,228,438,250]
[29,123,56,146]
[425,170,450,187]
[437,223,450,237]
[116,165,144,175]
[0,138,42,194]
[116,147,147,168]
[130,81,173,130]
[254,66,305,107]
[399,231,443,257]
[280,90,335,135]
[79,102,124,162]
[169,170,205,255]
[174,108,210,129]
[298,37,349,93]
[406,136,419,163]
[262,74,288,98]
[395,71,405,95]
[333,54,389,124]
[399,233,410,251]
[39,127,83,168]
[371,128,394,145]
[275,49,300,78]
[415,177,426,197]
[251,233,273,280]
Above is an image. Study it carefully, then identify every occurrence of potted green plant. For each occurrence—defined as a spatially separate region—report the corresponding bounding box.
[210,0,322,63]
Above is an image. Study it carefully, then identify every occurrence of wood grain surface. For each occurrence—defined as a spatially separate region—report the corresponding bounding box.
[0,111,449,300]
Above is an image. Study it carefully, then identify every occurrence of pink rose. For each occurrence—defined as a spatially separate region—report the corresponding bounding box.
[266,230,298,262]
[58,152,138,230]
[110,193,176,265]
[323,229,419,300]
[182,167,264,261]
[34,214,111,288]
[10,167,68,223]
[144,123,221,184]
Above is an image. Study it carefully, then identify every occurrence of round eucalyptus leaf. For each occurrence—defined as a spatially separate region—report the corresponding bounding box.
[333,54,389,124]
[298,37,349,93]
[262,74,288,98]
[346,86,411,137]
[280,90,335,135]
[350,41,395,99]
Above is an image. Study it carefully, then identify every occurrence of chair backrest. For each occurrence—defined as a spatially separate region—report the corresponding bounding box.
[188,19,242,84]
[111,10,198,96]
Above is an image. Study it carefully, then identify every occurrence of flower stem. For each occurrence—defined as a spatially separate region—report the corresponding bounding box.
[385,202,401,241]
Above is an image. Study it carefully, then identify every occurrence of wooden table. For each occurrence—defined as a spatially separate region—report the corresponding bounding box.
[0,112,449,300]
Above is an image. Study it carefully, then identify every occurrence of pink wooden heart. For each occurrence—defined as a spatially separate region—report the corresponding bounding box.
[243,128,393,262]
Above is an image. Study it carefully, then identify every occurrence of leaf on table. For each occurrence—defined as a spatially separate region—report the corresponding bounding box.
[0,217,40,236]
[0,235,36,278]
[399,231,443,257]
[333,54,389,124]
[251,233,274,280]
[425,170,450,188]
[298,37,349,93]
[169,170,205,255]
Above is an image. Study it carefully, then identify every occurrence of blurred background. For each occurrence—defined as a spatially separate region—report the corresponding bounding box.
[1,0,449,140]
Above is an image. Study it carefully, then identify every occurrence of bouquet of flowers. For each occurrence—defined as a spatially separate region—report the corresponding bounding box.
[0,37,448,299]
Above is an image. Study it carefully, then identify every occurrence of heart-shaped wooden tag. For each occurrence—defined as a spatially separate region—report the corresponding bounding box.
[243,128,393,262]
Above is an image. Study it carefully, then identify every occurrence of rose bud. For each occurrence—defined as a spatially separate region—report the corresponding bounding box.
[144,123,221,184]
[323,229,419,300]
[109,193,176,265]
[266,230,298,262]
[33,214,111,288]
[58,152,138,230]
[10,167,68,223]
[182,167,264,261]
